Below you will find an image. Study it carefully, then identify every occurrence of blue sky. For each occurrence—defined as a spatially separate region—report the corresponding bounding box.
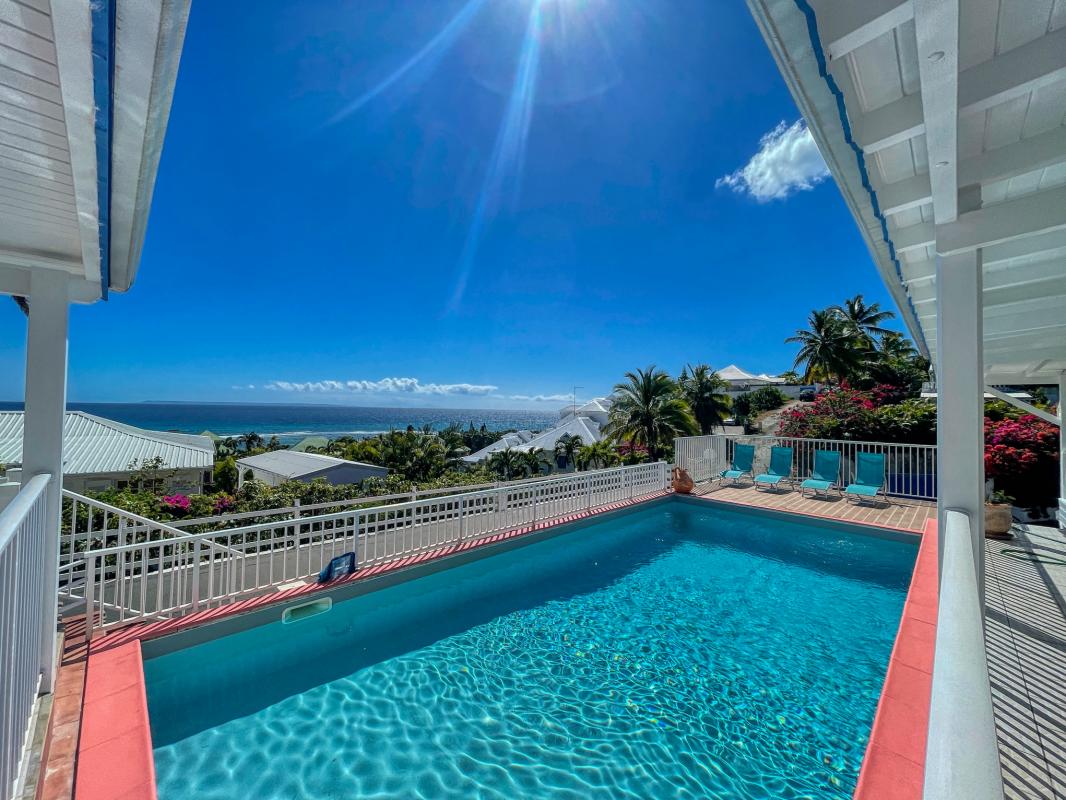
[1,0,906,409]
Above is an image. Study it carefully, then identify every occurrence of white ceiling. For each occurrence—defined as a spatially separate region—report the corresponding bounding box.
[749,0,1066,384]
[0,0,189,303]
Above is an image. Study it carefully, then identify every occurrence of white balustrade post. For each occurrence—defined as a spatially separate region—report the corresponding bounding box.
[191,539,201,611]
[1058,372,1065,531]
[935,249,986,593]
[458,496,465,543]
[22,270,70,692]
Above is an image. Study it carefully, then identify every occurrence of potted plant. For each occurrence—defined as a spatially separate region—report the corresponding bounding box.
[984,489,1014,538]
[671,467,694,494]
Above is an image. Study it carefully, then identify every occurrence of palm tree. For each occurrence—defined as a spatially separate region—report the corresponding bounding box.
[603,366,698,460]
[786,309,863,384]
[677,364,732,434]
[553,434,583,470]
[875,331,918,360]
[833,294,895,346]
[778,370,802,385]
[239,432,263,452]
[576,440,620,470]
[487,448,523,481]
[521,447,549,478]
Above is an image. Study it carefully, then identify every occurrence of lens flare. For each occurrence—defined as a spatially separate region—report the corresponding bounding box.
[448,3,544,311]
[326,0,487,125]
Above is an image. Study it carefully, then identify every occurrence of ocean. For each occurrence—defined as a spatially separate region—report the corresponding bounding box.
[0,402,559,445]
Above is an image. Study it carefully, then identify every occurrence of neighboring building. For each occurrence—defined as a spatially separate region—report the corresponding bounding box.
[290,436,329,453]
[236,451,388,488]
[463,399,611,466]
[0,412,213,494]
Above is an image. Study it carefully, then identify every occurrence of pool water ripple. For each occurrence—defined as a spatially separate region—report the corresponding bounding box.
[147,503,915,799]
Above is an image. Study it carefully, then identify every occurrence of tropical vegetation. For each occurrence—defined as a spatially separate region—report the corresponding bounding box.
[603,367,698,460]
[677,364,731,434]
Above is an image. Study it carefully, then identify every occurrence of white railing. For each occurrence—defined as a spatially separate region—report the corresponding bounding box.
[0,474,50,800]
[62,471,615,540]
[924,510,1004,800]
[62,490,198,561]
[674,434,938,499]
[76,463,668,633]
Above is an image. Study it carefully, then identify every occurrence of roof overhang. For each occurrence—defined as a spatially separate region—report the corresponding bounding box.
[0,0,189,304]
[747,0,1066,383]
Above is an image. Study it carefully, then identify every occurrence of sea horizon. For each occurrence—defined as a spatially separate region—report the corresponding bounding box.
[0,401,560,445]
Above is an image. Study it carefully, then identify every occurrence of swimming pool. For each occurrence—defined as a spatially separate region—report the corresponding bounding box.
[144,500,917,799]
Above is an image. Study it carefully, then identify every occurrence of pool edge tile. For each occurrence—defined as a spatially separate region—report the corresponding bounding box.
[74,640,157,800]
[853,518,938,800]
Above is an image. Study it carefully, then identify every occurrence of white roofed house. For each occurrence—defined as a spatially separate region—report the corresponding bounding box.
[0,1,190,794]
[746,1,1066,797]
[236,451,388,488]
[0,411,213,494]
[462,398,611,466]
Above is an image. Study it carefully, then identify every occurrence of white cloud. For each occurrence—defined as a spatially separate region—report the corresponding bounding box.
[716,120,829,202]
[509,393,574,403]
[264,377,498,396]
[231,384,256,390]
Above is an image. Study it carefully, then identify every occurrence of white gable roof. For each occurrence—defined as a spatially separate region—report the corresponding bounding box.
[718,365,768,383]
[463,416,604,462]
[0,411,212,474]
[236,450,383,479]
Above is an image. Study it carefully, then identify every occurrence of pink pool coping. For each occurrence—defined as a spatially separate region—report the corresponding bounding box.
[69,491,937,800]
[853,517,938,800]
[71,492,668,800]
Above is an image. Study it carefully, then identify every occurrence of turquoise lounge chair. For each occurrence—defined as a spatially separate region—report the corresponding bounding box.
[845,452,887,505]
[720,443,755,486]
[754,446,793,492]
[800,450,841,498]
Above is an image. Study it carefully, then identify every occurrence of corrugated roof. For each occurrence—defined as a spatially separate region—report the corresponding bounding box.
[0,411,213,474]
[463,416,604,462]
[236,451,384,479]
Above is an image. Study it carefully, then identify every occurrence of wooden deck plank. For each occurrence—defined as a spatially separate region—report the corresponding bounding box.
[688,481,935,532]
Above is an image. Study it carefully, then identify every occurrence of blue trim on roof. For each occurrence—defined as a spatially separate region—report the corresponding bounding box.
[791,0,930,355]
[90,0,115,300]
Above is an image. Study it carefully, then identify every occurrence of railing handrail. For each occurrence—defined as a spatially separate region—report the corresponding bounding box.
[675,433,936,450]
[72,468,615,532]
[74,462,668,631]
[63,488,191,539]
[923,510,1004,800]
[0,473,51,553]
[77,464,658,557]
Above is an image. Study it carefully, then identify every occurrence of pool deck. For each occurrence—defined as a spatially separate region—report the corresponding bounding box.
[688,480,937,532]
[985,524,1066,800]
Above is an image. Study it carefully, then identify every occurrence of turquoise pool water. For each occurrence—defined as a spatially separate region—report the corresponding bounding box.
[145,501,916,799]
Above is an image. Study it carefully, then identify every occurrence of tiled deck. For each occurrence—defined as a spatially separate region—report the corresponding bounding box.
[985,524,1066,800]
[690,481,936,532]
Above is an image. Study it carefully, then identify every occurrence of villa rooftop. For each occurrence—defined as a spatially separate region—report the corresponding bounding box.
[0,411,213,474]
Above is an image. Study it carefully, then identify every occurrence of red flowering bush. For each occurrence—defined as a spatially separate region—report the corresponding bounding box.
[617,442,650,464]
[161,493,191,511]
[984,415,1059,507]
[778,386,879,440]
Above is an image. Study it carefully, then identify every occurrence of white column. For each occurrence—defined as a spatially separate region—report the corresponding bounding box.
[1059,372,1066,531]
[21,269,70,693]
[935,249,985,595]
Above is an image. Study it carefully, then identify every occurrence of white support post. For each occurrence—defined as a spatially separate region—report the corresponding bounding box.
[21,269,70,693]
[1059,372,1066,531]
[935,249,986,596]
